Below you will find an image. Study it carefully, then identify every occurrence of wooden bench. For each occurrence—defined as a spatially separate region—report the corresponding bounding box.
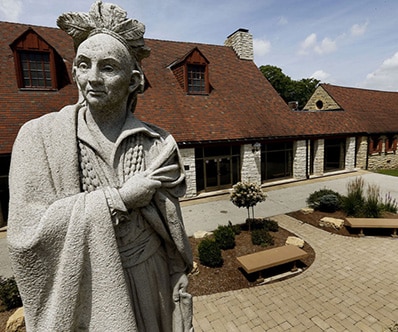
[345,218,398,237]
[236,245,308,275]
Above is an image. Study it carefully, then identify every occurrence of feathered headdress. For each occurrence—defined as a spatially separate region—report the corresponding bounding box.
[57,1,150,61]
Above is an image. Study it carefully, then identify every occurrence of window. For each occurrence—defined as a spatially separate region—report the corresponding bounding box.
[324,138,345,172]
[369,136,382,154]
[261,142,293,181]
[20,51,52,88]
[170,47,210,95]
[385,135,397,154]
[11,29,70,90]
[195,146,241,192]
[187,64,206,94]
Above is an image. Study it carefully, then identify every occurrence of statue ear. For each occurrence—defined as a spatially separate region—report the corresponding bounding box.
[129,70,143,93]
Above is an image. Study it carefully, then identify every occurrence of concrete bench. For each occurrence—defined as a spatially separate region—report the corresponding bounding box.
[345,217,398,237]
[236,245,308,275]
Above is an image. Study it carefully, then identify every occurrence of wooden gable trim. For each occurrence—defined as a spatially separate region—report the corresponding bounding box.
[10,28,58,90]
[170,47,210,94]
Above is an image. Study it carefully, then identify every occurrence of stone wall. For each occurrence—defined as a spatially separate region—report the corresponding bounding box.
[304,86,341,111]
[293,140,307,179]
[179,148,197,198]
[241,144,261,184]
[368,152,398,170]
[356,136,368,169]
[345,137,356,171]
[313,139,324,176]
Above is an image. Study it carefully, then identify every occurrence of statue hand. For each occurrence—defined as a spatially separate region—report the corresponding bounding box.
[118,173,161,209]
[171,273,189,302]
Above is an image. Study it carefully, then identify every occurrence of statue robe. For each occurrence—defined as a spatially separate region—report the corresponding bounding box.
[7,104,193,331]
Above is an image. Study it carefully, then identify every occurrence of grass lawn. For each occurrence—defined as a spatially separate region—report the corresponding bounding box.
[376,169,398,177]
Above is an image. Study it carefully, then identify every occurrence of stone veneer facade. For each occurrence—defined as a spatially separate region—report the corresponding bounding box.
[179,137,359,198]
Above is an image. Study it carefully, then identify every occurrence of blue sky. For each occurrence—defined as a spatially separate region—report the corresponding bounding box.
[1,0,398,91]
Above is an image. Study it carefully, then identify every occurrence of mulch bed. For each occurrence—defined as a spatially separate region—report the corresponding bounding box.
[187,223,315,297]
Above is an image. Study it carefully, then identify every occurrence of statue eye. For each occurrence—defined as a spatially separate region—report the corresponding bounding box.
[103,65,114,72]
[77,62,88,71]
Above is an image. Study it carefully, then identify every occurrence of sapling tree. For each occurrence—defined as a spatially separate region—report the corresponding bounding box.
[230,181,267,230]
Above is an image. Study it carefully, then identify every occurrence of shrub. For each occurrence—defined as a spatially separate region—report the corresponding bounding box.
[251,229,274,247]
[213,225,236,250]
[306,188,342,210]
[228,221,241,235]
[342,177,365,217]
[0,276,22,311]
[380,193,398,213]
[363,184,382,218]
[318,194,341,212]
[198,238,223,268]
[264,218,279,232]
[246,218,279,232]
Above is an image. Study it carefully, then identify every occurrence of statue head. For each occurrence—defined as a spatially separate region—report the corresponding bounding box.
[57,1,150,111]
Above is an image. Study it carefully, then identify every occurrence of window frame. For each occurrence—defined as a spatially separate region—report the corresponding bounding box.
[185,63,208,95]
[11,30,58,90]
[16,50,55,90]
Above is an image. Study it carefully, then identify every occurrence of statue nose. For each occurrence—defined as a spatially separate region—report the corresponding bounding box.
[87,67,103,84]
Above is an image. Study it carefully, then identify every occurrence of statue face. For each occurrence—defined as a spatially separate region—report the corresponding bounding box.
[74,34,137,111]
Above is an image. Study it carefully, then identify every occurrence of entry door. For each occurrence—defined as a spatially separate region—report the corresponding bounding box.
[205,157,231,189]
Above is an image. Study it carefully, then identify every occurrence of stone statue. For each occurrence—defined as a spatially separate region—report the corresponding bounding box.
[7,2,194,331]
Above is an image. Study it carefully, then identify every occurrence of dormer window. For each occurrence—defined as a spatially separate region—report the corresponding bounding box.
[20,51,52,88]
[11,29,70,90]
[187,64,206,94]
[170,47,210,95]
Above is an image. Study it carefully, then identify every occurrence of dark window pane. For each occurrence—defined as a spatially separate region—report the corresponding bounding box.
[187,64,206,94]
[19,51,52,88]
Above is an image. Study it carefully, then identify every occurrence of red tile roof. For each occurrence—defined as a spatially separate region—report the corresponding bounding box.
[0,22,77,154]
[320,84,398,134]
[2,21,398,155]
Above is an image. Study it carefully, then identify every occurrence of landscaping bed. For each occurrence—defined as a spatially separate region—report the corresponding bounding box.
[187,223,315,297]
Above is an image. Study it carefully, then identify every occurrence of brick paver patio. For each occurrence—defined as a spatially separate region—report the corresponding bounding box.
[193,214,398,331]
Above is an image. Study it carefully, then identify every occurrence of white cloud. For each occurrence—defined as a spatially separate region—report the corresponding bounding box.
[299,33,336,55]
[253,38,271,57]
[298,21,366,57]
[0,0,22,22]
[311,70,330,82]
[351,21,368,37]
[277,16,288,26]
[314,37,337,55]
[299,33,317,55]
[362,52,398,91]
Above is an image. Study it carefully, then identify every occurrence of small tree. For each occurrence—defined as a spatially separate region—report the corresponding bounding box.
[230,181,267,230]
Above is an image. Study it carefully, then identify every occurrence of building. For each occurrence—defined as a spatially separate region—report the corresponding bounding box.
[304,84,398,172]
[1,21,398,225]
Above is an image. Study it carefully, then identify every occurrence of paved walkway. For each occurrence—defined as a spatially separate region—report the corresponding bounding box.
[192,214,398,331]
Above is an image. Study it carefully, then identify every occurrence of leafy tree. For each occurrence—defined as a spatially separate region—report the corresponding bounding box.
[230,181,267,226]
[259,65,319,109]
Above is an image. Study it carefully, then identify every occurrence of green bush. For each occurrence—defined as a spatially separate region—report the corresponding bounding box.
[251,229,274,247]
[263,219,279,232]
[306,188,342,210]
[380,193,398,213]
[246,218,279,232]
[214,225,236,250]
[342,177,365,217]
[198,238,223,268]
[0,276,22,311]
[318,194,341,212]
[363,184,382,218]
[227,221,241,235]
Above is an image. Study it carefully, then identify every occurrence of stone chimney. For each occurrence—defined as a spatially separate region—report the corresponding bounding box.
[224,28,253,61]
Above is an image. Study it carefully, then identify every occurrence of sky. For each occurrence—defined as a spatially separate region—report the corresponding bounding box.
[1,0,398,91]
